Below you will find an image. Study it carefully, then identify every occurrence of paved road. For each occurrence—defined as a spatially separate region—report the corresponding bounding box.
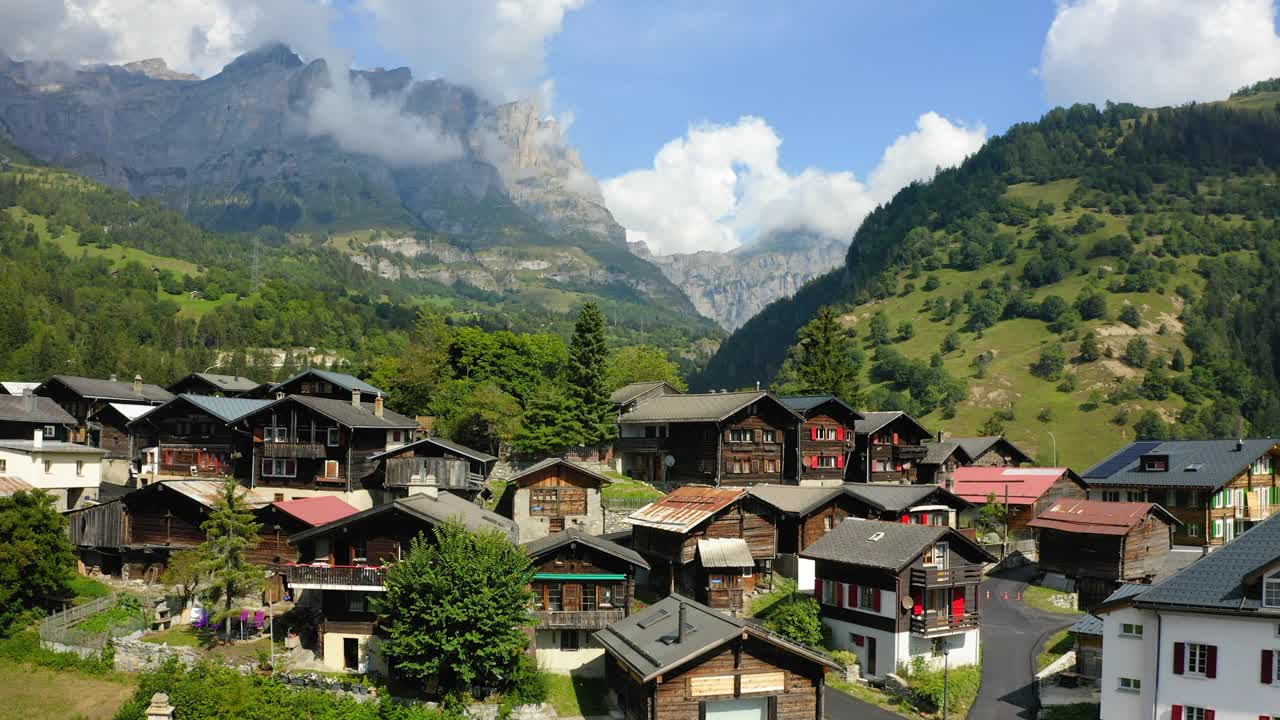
[825,686,909,720]
[969,566,1082,720]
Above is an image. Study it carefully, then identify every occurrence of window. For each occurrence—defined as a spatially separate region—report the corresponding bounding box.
[274,493,285,502]
[1143,459,1167,471]
[75,461,84,477]
[1186,643,1209,676]
[530,487,587,517]
[762,430,776,444]
[817,456,838,469]
[1120,623,1143,637]
[728,429,752,443]
[546,584,563,611]
[327,428,340,446]
[175,422,191,435]
[1118,677,1141,692]
[264,426,287,442]
[931,638,947,657]
[849,633,865,647]
[923,542,948,568]
[1212,520,1224,539]
[1183,522,1203,538]
[581,586,596,611]
[0,459,7,472]
[43,460,52,473]
[261,458,297,478]
[821,580,838,605]
[559,630,581,651]
[1265,575,1280,608]
[697,458,713,474]
[391,430,402,443]
[1254,456,1275,476]
[1101,491,1121,502]
[859,585,875,609]
[763,458,779,474]
[815,426,839,440]
[1182,707,1207,720]
[823,515,833,531]
[42,425,55,438]
[1127,490,1147,502]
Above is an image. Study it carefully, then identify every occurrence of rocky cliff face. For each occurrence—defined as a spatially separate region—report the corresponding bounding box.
[641,230,849,330]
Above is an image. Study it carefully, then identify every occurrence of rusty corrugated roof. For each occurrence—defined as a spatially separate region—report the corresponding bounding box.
[0,476,34,496]
[159,480,273,510]
[1027,498,1177,535]
[625,485,745,533]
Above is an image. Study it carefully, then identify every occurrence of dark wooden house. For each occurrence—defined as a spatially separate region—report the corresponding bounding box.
[369,436,497,500]
[88,402,155,460]
[270,368,387,402]
[917,434,1033,487]
[610,380,682,414]
[127,394,271,481]
[35,375,172,447]
[1028,499,1178,609]
[780,395,863,486]
[166,372,268,398]
[0,391,76,441]
[851,411,932,483]
[595,595,840,720]
[523,528,649,673]
[841,483,973,528]
[627,486,777,610]
[616,391,802,487]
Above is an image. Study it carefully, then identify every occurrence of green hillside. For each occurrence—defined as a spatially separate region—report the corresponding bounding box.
[702,91,1280,470]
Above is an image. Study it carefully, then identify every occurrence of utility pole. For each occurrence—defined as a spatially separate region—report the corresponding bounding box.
[1047,431,1057,467]
[1003,483,1010,559]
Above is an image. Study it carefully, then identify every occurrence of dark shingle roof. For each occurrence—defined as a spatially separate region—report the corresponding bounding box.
[854,411,930,437]
[134,394,272,425]
[523,527,649,570]
[508,458,612,487]
[610,381,680,405]
[0,395,76,425]
[842,482,971,512]
[1070,614,1104,636]
[779,395,864,421]
[618,391,801,424]
[1130,511,1280,613]
[747,485,843,516]
[801,519,988,571]
[42,375,173,403]
[173,372,264,393]
[273,368,384,396]
[253,395,417,430]
[369,436,496,463]
[0,440,108,455]
[290,491,516,544]
[922,441,961,466]
[1083,439,1278,489]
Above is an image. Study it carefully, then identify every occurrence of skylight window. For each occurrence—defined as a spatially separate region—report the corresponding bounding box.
[868,532,885,542]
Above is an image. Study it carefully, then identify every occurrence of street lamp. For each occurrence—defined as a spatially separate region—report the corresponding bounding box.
[1047,431,1057,467]
[942,646,950,720]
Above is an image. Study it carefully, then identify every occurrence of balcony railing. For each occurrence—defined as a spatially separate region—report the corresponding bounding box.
[615,437,663,452]
[531,609,625,629]
[283,564,387,590]
[910,611,980,636]
[896,445,928,461]
[322,618,377,635]
[261,441,327,459]
[910,564,983,587]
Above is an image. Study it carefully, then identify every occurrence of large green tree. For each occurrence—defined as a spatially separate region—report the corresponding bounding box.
[605,345,688,392]
[0,490,74,632]
[512,382,584,456]
[774,306,863,404]
[199,478,263,639]
[567,302,615,446]
[376,521,535,697]
[438,381,523,456]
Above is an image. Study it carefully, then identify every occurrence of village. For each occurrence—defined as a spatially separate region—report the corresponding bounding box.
[0,365,1276,720]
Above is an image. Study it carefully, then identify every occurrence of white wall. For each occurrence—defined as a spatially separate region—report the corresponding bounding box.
[796,558,815,595]
[533,630,605,676]
[907,629,979,670]
[821,615,898,678]
[1099,605,1156,720]
[320,631,387,674]
[1155,612,1280,720]
[0,448,102,510]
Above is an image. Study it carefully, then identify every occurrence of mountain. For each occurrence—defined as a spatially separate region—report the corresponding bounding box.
[635,230,848,330]
[0,45,704,322]
[698,87,1280,468]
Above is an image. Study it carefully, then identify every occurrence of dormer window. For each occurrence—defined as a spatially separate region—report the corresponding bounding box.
[1141,454,1169,472]
[1265,572,1280,609]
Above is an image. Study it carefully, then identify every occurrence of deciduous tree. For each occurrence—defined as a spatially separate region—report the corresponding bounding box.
[0,490,73,632]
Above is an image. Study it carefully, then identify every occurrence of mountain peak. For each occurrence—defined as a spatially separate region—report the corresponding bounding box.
[218,44,303,77]
[122,58,199,82]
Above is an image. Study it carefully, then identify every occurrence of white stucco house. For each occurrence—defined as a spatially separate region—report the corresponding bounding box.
[1096,510,1280,720]
[0,431,107,510]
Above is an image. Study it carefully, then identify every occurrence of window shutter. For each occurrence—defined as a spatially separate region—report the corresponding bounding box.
[815,578,823,601]
[872,587,881,612]
[892,432,899,444]
[836,455,845,469]
[1204,711,1214,720]
[952,587,966,616]
[1207,644,1217,678]
[1173,642,1185,674]
[837,427,845,441]
[811,426,819,441]
[755,429,762,443]
[911,589,923,616]
[1171,707,1182,720]
[901,514,910,524]
[725,429,732,442]
[1263,650,1273,684]
[809,455,819,468]
[846,584,855,608]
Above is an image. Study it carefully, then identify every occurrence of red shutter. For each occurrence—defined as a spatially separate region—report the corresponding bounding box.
[1263,650,1273,685]
[1173,642,1185,675]
[911,589,923,616]
[952,587,966,616]
[811,426,819,441]
[872,587,881,612]
[836,455,845,469]
[1171,707,1182,720]
[892,432,899,444]
[1205,711,1214,720]
[837,427,845,441]
[1207,644,1217,678]
[853,634,864,647]
[809,455,819,468]
[846,584,856,608]
[815,578,823,600]
[901,514,910,524]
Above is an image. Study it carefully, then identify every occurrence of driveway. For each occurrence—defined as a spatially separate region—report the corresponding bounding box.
[825,686,911,720]
[969,565,1082,720]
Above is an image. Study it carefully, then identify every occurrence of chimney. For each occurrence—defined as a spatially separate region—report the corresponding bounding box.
[677,602,687,644]
[938,429,946,443]
[133,374,142,395]
[33,427,42,449]
[22,388,35,413]
[374,393,384,418]
[755,380,760,391]
[1237,438,1245,452]
[351,388,361,407]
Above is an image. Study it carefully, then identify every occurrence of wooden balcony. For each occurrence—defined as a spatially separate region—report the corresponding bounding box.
[910,564,983,588]
[531,609,625,630]
[261,441,327,459]
[322,618,376,635]
[615,437,663,452]
[910,611,981,637]
[384,457,478,490]
[283,564,387,590]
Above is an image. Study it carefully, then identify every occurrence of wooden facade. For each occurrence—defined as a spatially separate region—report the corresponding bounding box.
[852,414,931,484]
[128,398,255,480]
[528,541,640,638]
[796,412,854,484]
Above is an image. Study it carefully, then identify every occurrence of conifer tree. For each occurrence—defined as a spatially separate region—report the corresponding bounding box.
[567,303,614,446]
[774,306,863,405]
[199,478,262,639]
[513,382,584,455]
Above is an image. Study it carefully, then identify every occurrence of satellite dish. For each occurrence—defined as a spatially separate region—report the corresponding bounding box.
[900,596,915,612]
[664,455,676,468]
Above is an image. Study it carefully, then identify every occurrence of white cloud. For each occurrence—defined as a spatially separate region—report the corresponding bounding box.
[1040,0,1280,107]
[603,113,985,256]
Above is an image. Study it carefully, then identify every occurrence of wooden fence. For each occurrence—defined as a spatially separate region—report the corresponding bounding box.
[39,594,148,653]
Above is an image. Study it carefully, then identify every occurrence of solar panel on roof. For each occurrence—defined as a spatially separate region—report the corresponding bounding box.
[1088,441,1161,477]
[637,609,669,629]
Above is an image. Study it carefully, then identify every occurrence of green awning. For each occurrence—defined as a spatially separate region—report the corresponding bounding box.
[534,573,626,581]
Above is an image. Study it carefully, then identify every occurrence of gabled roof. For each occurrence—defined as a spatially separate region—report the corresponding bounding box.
[508,458,613,487]
[146,480,273,510]
[131,394,272,426]
[626,486,745,534]
[1093,582,1150,614]
[948,466,1083,505]
[0,476,34,497]
[270,496,360,527]
[779,395,864,422]
[522,527,649,570]
[854,411,930,437]
[801,518,995,571]
[954,436,1033,465]
[610,381,681,406]
[39,375,173,403]
[102,403,154,422]
[289,491,517,544]
[747,485,844,516]
[1129,511,1280,614]
[1082,439,1279,490]
[841,482,972,512]
[1027,499,1179,536]
[271,368,384,396]
[1069,614,1104,636]
[369,436,498,463]
[0,440,108,455]
[243,394,417,430]
[697,538,753,568]
[594,594,839,682]
[0,394,76,425]
[617,391,801,425]
[921,441,962,466]
[170,372,264,393]
[0,381,40,395]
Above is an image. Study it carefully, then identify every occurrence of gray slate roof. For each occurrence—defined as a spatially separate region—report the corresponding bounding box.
[132,394,272,426]
[779,395,864,420]
[747,485,844,516]
[1069,614,1104,636]
[618,391,800,424]
[272,368,384,396]
[802,518,994,570]
[0,395,76,425]
[508,458,612,487]
[42,375,173,403]
[253,394,417,430]
[290,490,517,544]
[1099,582,1149,607]
[369,436,497,463]
[854,411,930,436]
[609,381,679,405]
[1083,439,1278,489]
[922,441,961,466]
[1130,511,1280,614]
[522,527,649,570]
[176,372,264,393]
[842,482,971,512]
[0,440,108,455]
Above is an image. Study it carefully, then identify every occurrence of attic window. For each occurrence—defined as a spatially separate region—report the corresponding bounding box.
[1141,454,1168,472]
[1184,463,1204,472]
[1265,572,1280,609]
[868,532,885,542]
[637,609,669,629]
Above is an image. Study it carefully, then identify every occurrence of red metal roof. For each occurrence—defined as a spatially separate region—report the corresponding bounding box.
[948,466,1075,505]
[271,496,360,527]
[1027,499,1170,535]
[626,486,745,534]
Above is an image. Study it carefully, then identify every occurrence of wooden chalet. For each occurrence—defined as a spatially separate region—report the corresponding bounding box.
[917,434,1033,487]
[949,466,1087,537]
[35,375,172,447]
[523,528,649,673]
[1028,499,1178,609]
[166,372,268,398]
[610,380,682,414]
[780,395,863,486]
[127,394,271,482]
[746,485,861,590]
[270,368,386,402]
[88,402,154,460]
[0,390,76,441]
[851,411,932,483]
[497,458,609,541]
[627,486,777,610]
[369,435,497,500]
[1082,439,1280,546]
[234,393,416,494]
[616,391,803,487]
[841,482,972,528]
[596,595,839,720]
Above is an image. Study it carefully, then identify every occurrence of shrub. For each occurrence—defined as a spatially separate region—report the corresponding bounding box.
[1038,408,1054,423]
[923,275,940,291]
[829,650,858,669]
[1119,305,1142,328]
[910,664,983,716]
[763,596,823,648]
[1031,344,1067,380]
[1122,337,1151,368]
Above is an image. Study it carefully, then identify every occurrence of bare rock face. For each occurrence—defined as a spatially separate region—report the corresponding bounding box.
[645,230,849,330]
[121,58,199,82]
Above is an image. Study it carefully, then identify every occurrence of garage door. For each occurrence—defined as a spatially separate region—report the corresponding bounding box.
[703,697,768,720]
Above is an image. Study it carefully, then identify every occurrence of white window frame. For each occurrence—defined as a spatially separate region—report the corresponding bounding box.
[1117,677,1140,692]
[728,429,752,443]
[859,585,875,610]
[75,460,84,477]
[1120,622,1143,638]
[1265,574,1280,609]
[923,542,948,568]
[762,430,777,444]
[817,455,838,469]
[261,458,296,478]
[1184,707,1207,720]
[1213,519,1224,539]
[1102,490,1121,502]
[42,425,56,438]
[264,426,287,443]
[1185,642,1209,676]
[327,428,340,447]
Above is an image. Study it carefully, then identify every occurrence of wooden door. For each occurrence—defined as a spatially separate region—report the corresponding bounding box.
[866,637,877,675]
[563,584,582,611]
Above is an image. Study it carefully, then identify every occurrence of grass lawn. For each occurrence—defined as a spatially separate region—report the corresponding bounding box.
[825,674,914,718]
[1038,629,1074,671]
[1042,703,1101,720]
[544,673,611,717]
[601,473,664,504]
[0,661,134,720]
[66,576,111,604]
[748,577,800,619]
[142,625,210,648]
[1024,585,1082,615]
